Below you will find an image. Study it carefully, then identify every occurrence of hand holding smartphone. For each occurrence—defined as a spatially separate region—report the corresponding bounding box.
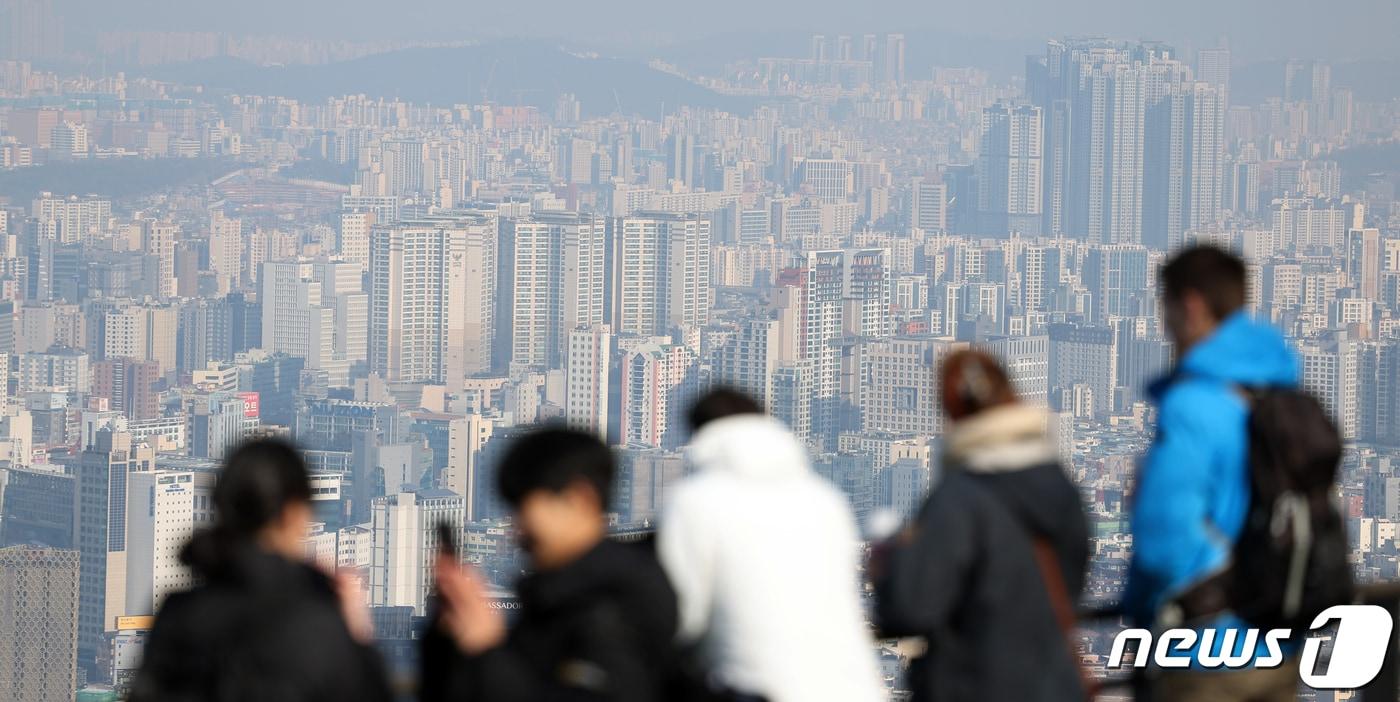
[436,521,459,558]
[432,521,506,654]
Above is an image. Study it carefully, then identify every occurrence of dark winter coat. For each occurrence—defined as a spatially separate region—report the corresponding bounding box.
[128,546,393,702]
[421,539,679,702]
[944,403,1090,603]
[874,404,1086,702]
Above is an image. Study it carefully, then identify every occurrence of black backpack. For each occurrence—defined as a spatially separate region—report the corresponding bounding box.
[1228,386,1352,631]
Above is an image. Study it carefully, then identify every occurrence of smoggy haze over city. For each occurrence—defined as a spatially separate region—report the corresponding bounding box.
[43,0,1400,62]
[6,0,1400,699]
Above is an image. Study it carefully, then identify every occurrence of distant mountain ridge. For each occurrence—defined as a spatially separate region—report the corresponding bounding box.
[143,42,758,117]
[135,39,1400,116]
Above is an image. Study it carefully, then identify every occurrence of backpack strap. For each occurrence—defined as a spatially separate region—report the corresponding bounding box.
[1032,539,1076,634]
[1276,492,1313,620]
[1031,537,1096,700]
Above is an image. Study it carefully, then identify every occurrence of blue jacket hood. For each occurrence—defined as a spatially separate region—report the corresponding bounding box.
[1152,312,1298,399]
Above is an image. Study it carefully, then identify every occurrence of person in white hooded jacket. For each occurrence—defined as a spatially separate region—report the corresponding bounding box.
[656,389,886,702]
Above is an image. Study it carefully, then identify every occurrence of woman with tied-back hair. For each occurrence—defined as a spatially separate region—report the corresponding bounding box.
[872,350,1089,702]
[129,439,392,702]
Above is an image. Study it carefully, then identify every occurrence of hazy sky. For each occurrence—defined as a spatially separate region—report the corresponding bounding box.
[55,0,1400,62]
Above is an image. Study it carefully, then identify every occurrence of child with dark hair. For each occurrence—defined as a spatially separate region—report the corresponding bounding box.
[423,426,679,702]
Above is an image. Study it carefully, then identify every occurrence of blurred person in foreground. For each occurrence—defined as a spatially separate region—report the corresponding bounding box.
[940,350,1090,607]
[871,352,1086,702]
[423,426,678,702]
[656,389,885,702]
[1124,246,1301,701]
[129,439,391,702]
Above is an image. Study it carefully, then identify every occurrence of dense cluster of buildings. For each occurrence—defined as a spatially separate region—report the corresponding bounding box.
[1,26,1399,701]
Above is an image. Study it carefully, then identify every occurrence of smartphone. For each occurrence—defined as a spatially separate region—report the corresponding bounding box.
[436,521,459,558]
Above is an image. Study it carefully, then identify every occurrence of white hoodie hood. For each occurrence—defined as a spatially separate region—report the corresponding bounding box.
[658,414,886,702]
[687,414,811,482]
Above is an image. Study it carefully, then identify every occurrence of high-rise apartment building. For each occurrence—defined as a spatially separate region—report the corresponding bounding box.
[1273,197,1353,252]
[1020,243,1065,314]
[368,489,465,614]
[1144,78,1225,250]
[713,318,797,409]
[370,214,496,383]
[141,221,178,300]
[907,177,947,231]
[1229,160,1260,215]
[1284,59,1330,104]
[1196,47,1231,95]
[261,259,337,377]
[0,545,79,702]
[1301,339,1361,441]
[339,210,376,272]
[0,0,62,61]
[1359,340,1400,446]
[116,470,216,618]
[382,138,428,196]
[341,193,399,224]
[665,133,697,189]
[861,336,962,437]
[565,325,612,439]
[1348,228,1382,300]
[797,158,852,204]
[208,213,244,293]
[1048,323,1118,419]
[73,430,154,679]
[498,212,606,371]
[609,212,711,337]
[1083,244,1152,323]
[618,342,698,450]
[1031,39,1224,249]
[778,248,892,448]
[31,193,110,245]
[1073,55,1145,245]
[977,102,1044,236]
[1180,82,1225,241]
[883,33,906,84]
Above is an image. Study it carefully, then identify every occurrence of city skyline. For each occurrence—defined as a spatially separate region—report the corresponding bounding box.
[0,11,1398,701]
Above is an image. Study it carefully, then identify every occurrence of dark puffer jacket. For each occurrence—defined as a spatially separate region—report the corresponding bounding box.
[129,546,393,702]
[874,403,1087,702]
[944,403,1090,602]
[421,539,679,702]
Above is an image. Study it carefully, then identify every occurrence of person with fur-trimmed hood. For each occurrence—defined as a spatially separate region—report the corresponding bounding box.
[872,350,1088,702]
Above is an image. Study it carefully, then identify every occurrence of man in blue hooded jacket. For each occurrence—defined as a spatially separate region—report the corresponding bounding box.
[1125,246,1301,701]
